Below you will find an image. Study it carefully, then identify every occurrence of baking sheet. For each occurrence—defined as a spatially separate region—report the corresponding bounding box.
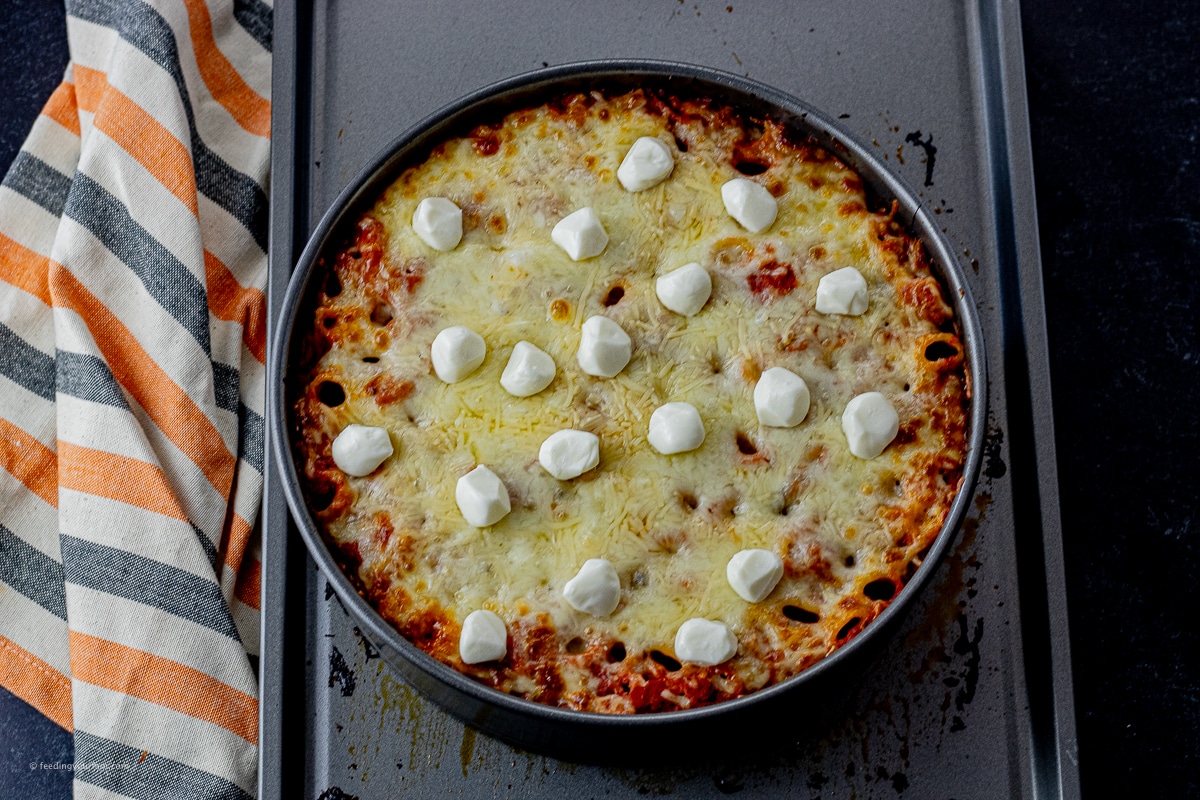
[262,1,1079,797]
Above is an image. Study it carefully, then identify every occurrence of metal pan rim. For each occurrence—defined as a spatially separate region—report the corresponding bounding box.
[268,57,988,737]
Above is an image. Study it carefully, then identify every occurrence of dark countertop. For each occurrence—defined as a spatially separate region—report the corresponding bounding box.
[1021,0,1200,792]
[2,2,1196,797]
[1,1,74,797]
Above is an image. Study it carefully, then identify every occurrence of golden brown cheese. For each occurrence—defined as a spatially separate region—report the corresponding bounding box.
[292,89,969,713]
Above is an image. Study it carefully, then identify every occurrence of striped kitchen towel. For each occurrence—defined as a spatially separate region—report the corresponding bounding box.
[0,1,271,798]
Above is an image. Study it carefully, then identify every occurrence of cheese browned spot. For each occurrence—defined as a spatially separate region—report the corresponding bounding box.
[291,89,969,714]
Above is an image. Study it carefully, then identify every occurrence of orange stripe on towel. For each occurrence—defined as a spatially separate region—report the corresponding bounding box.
[57,440,189,523]
[183,0,270,137]
[0,231,53,306]
[0,635,73,731]
[0,417,58,508]
[204,250,266,364]
[69,631,257,744]
[41,80,81,137]
[233,557,260,611]
[72,65,105,115]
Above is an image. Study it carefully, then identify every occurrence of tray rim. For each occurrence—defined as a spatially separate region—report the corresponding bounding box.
[259,3,1080,797]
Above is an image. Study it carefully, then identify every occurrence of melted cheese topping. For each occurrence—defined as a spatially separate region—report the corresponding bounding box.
[293,90,969,713]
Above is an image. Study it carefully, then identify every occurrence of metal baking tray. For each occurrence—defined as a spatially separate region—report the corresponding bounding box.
[261,1,1080,797]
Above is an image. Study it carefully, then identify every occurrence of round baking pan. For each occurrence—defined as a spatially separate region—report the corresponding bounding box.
[269,59,988,763]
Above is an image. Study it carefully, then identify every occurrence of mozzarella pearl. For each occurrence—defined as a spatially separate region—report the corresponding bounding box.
[815,266,869,316]
[455,465,511,527]
[411,197,463,251]
[655,262,713,317]
[754,367,811,428]
[562,558,621,616]
[577,316,632,378]
[500,341,556,397]
[674,618,738,666]
[721,177,777,233]
[617,136,675,192]
[538,429,600,480]
[726,549,785,603]
[431,326,486,383]
[330,424,394,477]
[551,207,609,261]
[459,609,507,664]
[648,402,705,455]
[841,392,900,459]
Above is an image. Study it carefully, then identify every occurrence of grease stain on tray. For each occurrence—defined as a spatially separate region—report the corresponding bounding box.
[329,645,356,696]
[903,130,938,186]
[316,788,359,800]
[352,625,381,660]
[459,726,477,777]
[949,613,985,732]
[983,425,1008,479]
